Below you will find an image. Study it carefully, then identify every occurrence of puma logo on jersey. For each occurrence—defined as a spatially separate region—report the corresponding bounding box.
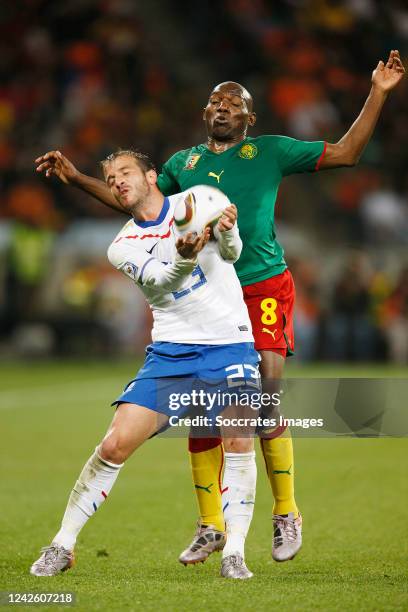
[262,327,278,340]
[208,170,224,184]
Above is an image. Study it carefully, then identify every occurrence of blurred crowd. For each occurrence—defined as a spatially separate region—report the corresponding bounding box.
[0,0,407,361]
[291,252,408,363]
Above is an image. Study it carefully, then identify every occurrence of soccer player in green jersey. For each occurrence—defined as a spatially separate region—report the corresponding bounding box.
[35,49,405,564]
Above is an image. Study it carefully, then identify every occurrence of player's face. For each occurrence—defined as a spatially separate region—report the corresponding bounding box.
[203,83,255,142]
[104,156,150,212]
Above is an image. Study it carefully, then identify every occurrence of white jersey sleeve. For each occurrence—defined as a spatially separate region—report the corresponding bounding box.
[213,224,242,263]
[107,241,197,293]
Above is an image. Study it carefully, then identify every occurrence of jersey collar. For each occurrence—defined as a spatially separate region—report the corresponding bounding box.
[134,197,170,228]
[202,137,248,155]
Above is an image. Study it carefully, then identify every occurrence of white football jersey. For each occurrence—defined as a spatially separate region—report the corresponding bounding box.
[107,194,253,345]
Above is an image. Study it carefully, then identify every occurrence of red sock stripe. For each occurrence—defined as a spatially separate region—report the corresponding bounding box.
[259,438,269,477]
[218,444,224,494]
[101,490,107,499]
[261,423,288,440]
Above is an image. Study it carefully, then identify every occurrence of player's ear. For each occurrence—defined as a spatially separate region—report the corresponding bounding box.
[146,169,157,185]
[248,112,256,127]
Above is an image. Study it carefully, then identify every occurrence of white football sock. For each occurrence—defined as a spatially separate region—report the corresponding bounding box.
[53,448,123,551]
[221,451,257,558]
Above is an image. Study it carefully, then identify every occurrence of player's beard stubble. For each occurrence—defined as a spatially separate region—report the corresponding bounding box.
[119,177,151,216]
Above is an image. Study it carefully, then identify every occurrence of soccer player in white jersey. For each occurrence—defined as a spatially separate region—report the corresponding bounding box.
[31,149,260,580]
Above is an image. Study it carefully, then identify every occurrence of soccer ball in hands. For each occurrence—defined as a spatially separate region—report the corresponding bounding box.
[173,185,230,237]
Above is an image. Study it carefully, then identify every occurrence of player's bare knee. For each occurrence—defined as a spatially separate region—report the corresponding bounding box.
[223,437,253,453]
[99,437,127,465]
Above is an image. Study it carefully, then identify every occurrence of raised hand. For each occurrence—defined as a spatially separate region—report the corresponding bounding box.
[216,204,237,232]
[35,151,79,184]
[372,50,405,93]
[176,228,211,259]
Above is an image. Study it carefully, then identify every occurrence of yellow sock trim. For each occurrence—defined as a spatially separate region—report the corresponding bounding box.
[260,430,299,517]
[189,443,225,531]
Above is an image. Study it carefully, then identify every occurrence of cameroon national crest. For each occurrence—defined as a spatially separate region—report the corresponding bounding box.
[239,143,258,159]
[184,153,201,170]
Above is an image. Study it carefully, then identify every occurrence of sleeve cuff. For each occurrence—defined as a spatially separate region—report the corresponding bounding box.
[314,141,327,172]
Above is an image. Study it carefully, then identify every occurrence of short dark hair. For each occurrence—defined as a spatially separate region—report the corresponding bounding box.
[101,149,156,174]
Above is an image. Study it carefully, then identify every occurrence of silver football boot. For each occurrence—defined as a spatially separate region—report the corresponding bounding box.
[220,553,253,579]
[179,522,226,565]
[272,512,302,562]
[30,544,75,576]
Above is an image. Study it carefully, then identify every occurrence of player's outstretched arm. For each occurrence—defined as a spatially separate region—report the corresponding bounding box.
[214,205,242,262]
[320,50,405,169]
[35,151,124,213]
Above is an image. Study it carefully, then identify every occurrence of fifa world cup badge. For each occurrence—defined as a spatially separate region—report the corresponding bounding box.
[238,143,258,159]
[184,154,201,170]
[120,262,139,281]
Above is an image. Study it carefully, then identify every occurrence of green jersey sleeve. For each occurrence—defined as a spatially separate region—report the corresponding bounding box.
[157,157,179,196]
[274,136,326,177]
[157,149,191,196]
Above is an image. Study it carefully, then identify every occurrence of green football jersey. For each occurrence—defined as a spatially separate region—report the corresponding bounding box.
[157,135,325,286]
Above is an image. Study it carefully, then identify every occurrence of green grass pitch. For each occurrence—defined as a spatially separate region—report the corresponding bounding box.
[1,360,407,611]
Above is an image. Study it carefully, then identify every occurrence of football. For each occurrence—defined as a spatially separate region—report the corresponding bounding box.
[173,184,230,237]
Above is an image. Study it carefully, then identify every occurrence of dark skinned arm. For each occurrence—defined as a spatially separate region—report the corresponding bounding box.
[321,50,405,169]
[35,150,125,213]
